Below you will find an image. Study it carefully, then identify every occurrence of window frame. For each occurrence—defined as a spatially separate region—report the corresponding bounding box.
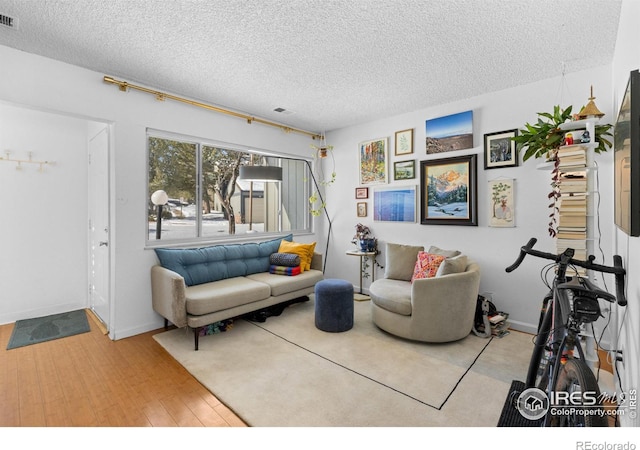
[145,129,313,248]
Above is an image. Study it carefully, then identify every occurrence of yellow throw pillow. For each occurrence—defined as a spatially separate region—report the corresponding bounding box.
[278,241,316,271]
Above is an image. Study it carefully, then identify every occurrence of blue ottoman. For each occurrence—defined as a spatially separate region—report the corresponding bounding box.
[315,279,354,332]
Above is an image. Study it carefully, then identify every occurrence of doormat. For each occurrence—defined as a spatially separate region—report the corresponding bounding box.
[6,309,91,350]
[497,380,543,427]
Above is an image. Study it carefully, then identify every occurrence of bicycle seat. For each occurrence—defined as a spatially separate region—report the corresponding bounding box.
[557,277,617,303]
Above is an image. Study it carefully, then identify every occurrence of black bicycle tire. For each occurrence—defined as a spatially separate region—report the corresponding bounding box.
[550,358,608,427]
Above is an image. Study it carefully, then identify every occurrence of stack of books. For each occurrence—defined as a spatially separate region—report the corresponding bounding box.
[555,146,589,274]
[557,145,587,170]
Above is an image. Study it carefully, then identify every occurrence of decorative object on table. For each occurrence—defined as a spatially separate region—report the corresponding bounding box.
[355,187,369,199]
[425,110,473,154]
[395,128,414,155]
[356,202,367,217]
[358,137,388,185]
[393,160,416,180]
[352,222,376,252]
[484,129,519,169]
[373,185,417,222]
[614,69,640,237]
[488,178,515,227]
[420,155,477,226]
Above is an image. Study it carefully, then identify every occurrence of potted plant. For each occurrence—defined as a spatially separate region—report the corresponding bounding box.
[352,223,376,252]
[512,105,612,236]
[513,105,612,162]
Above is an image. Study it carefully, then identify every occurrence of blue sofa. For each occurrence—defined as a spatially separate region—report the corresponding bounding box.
[151,234,323,349]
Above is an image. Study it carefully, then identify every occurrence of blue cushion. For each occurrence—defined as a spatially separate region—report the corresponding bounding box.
[154,234,292,286]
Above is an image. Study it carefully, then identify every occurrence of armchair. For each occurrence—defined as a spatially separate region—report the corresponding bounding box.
[369,243,481,343]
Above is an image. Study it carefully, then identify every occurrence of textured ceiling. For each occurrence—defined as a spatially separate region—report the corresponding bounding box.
[0,0,622,133]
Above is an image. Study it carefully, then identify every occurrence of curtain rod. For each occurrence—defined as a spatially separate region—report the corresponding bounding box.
[103,76,323,141]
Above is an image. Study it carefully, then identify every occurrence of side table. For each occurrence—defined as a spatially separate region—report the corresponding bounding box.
[345,250,376,301]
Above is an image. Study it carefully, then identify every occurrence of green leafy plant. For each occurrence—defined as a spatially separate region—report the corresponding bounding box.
[512,105,613,237]
[512,105,612,162]
[308,144,336,216]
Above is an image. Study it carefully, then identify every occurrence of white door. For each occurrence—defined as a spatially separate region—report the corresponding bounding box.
[88,125,110,333]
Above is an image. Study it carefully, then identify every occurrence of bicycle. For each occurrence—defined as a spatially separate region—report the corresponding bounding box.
[505,237,627,426]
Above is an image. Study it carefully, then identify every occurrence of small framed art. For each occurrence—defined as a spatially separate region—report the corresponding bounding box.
[355,187,369,199]
[484,129,519,169]
[395,129,414,156]
[394,160,415,180]
[357,202,367,217]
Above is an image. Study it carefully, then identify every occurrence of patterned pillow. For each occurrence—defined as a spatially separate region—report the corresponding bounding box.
[269,252,301,267]
[411,252,446,282]
[278,241,316,271]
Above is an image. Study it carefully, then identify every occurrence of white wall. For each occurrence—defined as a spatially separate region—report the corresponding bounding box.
[0,45,317,339]
[611,0,640,428]
[324,65,615,335]
[0,104,89,323]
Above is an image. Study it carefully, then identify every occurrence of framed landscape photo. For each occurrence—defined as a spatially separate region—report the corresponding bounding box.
[484,129,519,169]
[357,202,367,217]
[394,160,416,180]
[355,187,369,199]
[395,128,414,156]
[425,110,473,154]
[373,185,416,222]
[420,154,477,226]
[359,137,388,185]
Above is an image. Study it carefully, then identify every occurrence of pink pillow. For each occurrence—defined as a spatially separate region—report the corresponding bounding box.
[411,252,446,282]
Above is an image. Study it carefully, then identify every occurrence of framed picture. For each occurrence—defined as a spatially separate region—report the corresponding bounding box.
[359,137,388,185]
[373,185,416,222]
[425,110,473,154]
[395,129,414,155]
[484,129,519,169]
[488,178,515,227]
[614,69,640,236]
[357,202,367,217]
[420,154,477,226]
[394,160,415,180]
[355,187,369,199]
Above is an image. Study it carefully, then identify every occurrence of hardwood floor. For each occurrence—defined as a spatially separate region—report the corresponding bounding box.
[0,311,247,427]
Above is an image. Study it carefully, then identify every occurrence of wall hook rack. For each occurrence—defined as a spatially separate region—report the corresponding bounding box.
[0,151,55,172]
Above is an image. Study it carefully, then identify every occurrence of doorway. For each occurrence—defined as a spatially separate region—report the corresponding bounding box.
[88,124,111,333]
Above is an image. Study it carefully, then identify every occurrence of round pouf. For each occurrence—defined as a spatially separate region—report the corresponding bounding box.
[314,278,354,332]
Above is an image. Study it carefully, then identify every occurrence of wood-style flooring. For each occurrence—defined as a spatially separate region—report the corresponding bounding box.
[0,312,247,427]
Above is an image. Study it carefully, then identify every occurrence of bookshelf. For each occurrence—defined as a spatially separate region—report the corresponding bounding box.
[555,117,600,276]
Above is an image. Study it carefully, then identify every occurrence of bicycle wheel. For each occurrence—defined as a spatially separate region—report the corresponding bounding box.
[550,358,608,427]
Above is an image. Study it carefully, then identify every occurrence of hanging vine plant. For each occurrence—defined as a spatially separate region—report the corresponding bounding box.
[308,144,336,216]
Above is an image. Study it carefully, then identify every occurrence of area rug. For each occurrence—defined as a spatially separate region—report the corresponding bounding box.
[153,298,532,426]
[6,309,90,350]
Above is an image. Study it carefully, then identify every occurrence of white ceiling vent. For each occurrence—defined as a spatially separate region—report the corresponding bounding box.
[0,13,17,29]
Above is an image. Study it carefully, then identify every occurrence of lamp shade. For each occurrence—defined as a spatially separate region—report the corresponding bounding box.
[151,189,169,206]
[239,165,283,182]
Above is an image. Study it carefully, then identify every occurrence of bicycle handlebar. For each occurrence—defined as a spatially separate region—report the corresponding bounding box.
[506,237,627,306]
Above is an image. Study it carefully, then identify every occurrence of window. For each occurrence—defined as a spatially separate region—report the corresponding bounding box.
[147,131,311,244]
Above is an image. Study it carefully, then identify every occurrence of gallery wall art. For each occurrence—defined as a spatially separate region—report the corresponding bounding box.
[488,178,515,227]
[420,154,477,226]
[425,110,473,155]
[373,185,416,222]
[359,137,388,185]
